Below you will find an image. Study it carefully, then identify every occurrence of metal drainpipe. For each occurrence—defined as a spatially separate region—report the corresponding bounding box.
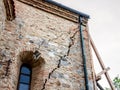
[79,17,89,90]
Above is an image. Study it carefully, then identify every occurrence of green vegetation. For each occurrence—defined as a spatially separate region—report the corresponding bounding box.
[113,75,120,89]
[105,75,120,90]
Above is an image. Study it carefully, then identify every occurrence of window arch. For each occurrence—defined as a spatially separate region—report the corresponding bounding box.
[18,64,32,90]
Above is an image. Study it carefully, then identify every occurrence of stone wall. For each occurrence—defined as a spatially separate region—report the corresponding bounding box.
[0,0,94,90]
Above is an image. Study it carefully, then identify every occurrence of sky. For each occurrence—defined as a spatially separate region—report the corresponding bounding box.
[53,0,120,88]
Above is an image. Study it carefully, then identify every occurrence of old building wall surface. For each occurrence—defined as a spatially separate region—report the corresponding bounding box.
[0,0,94,90]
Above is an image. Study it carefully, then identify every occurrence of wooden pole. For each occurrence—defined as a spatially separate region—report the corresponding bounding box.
[97,82,104,90]
[86,25,98,90]
[96,67,110,78]
[90,35,115,90]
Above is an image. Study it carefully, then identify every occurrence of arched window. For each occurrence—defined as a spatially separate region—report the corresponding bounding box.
[18,64,32,90]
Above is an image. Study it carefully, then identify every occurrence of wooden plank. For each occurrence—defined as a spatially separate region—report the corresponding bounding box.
[89,35,115,90]
[86,25,98,90]
[96,67,110,78]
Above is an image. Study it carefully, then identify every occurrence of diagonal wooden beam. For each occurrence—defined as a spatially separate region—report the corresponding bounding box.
[3,0,15,21]
[97,82,104,90]
[89,35,115,90]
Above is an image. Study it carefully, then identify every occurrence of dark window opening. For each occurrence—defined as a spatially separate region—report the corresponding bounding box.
[18,64,32,90]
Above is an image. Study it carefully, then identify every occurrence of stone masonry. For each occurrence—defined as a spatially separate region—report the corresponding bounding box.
[0,0,95,90]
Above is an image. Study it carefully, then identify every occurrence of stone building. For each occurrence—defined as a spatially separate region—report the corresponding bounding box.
[0,0,96,90]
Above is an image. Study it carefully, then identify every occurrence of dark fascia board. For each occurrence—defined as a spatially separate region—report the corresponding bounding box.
[45,0,90,19]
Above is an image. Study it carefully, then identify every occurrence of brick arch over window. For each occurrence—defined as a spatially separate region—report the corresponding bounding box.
[18,50,45,90]
[19,51,45,68]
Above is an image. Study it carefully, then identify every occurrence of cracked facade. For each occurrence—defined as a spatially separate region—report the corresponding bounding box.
[0,0,95,90]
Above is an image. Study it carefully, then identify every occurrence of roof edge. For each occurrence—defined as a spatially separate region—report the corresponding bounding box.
[45,0,90,19]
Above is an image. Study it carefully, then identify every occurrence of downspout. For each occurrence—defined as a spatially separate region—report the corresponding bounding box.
[79,17,89,90]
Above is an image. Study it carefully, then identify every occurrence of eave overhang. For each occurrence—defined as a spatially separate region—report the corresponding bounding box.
[18,0,90,23]
[45,0,90,19]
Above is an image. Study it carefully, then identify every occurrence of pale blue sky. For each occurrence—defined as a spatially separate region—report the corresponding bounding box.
[53,0,120,88]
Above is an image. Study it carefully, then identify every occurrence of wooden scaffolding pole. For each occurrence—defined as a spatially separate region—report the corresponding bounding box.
[96,67,110,79]
[89,35,115,90]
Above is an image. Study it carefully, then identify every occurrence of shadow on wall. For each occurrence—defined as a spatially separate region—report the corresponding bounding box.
[18,50,45,89]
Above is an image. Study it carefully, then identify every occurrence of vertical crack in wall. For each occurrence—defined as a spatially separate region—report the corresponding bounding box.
[48,57,61,79]
[41,56,62,90]
[41,79,47,90]
[67,30,79,56]
[41,29,78,90]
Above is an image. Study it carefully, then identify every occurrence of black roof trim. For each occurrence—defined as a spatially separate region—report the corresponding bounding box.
[45,0,90,19]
